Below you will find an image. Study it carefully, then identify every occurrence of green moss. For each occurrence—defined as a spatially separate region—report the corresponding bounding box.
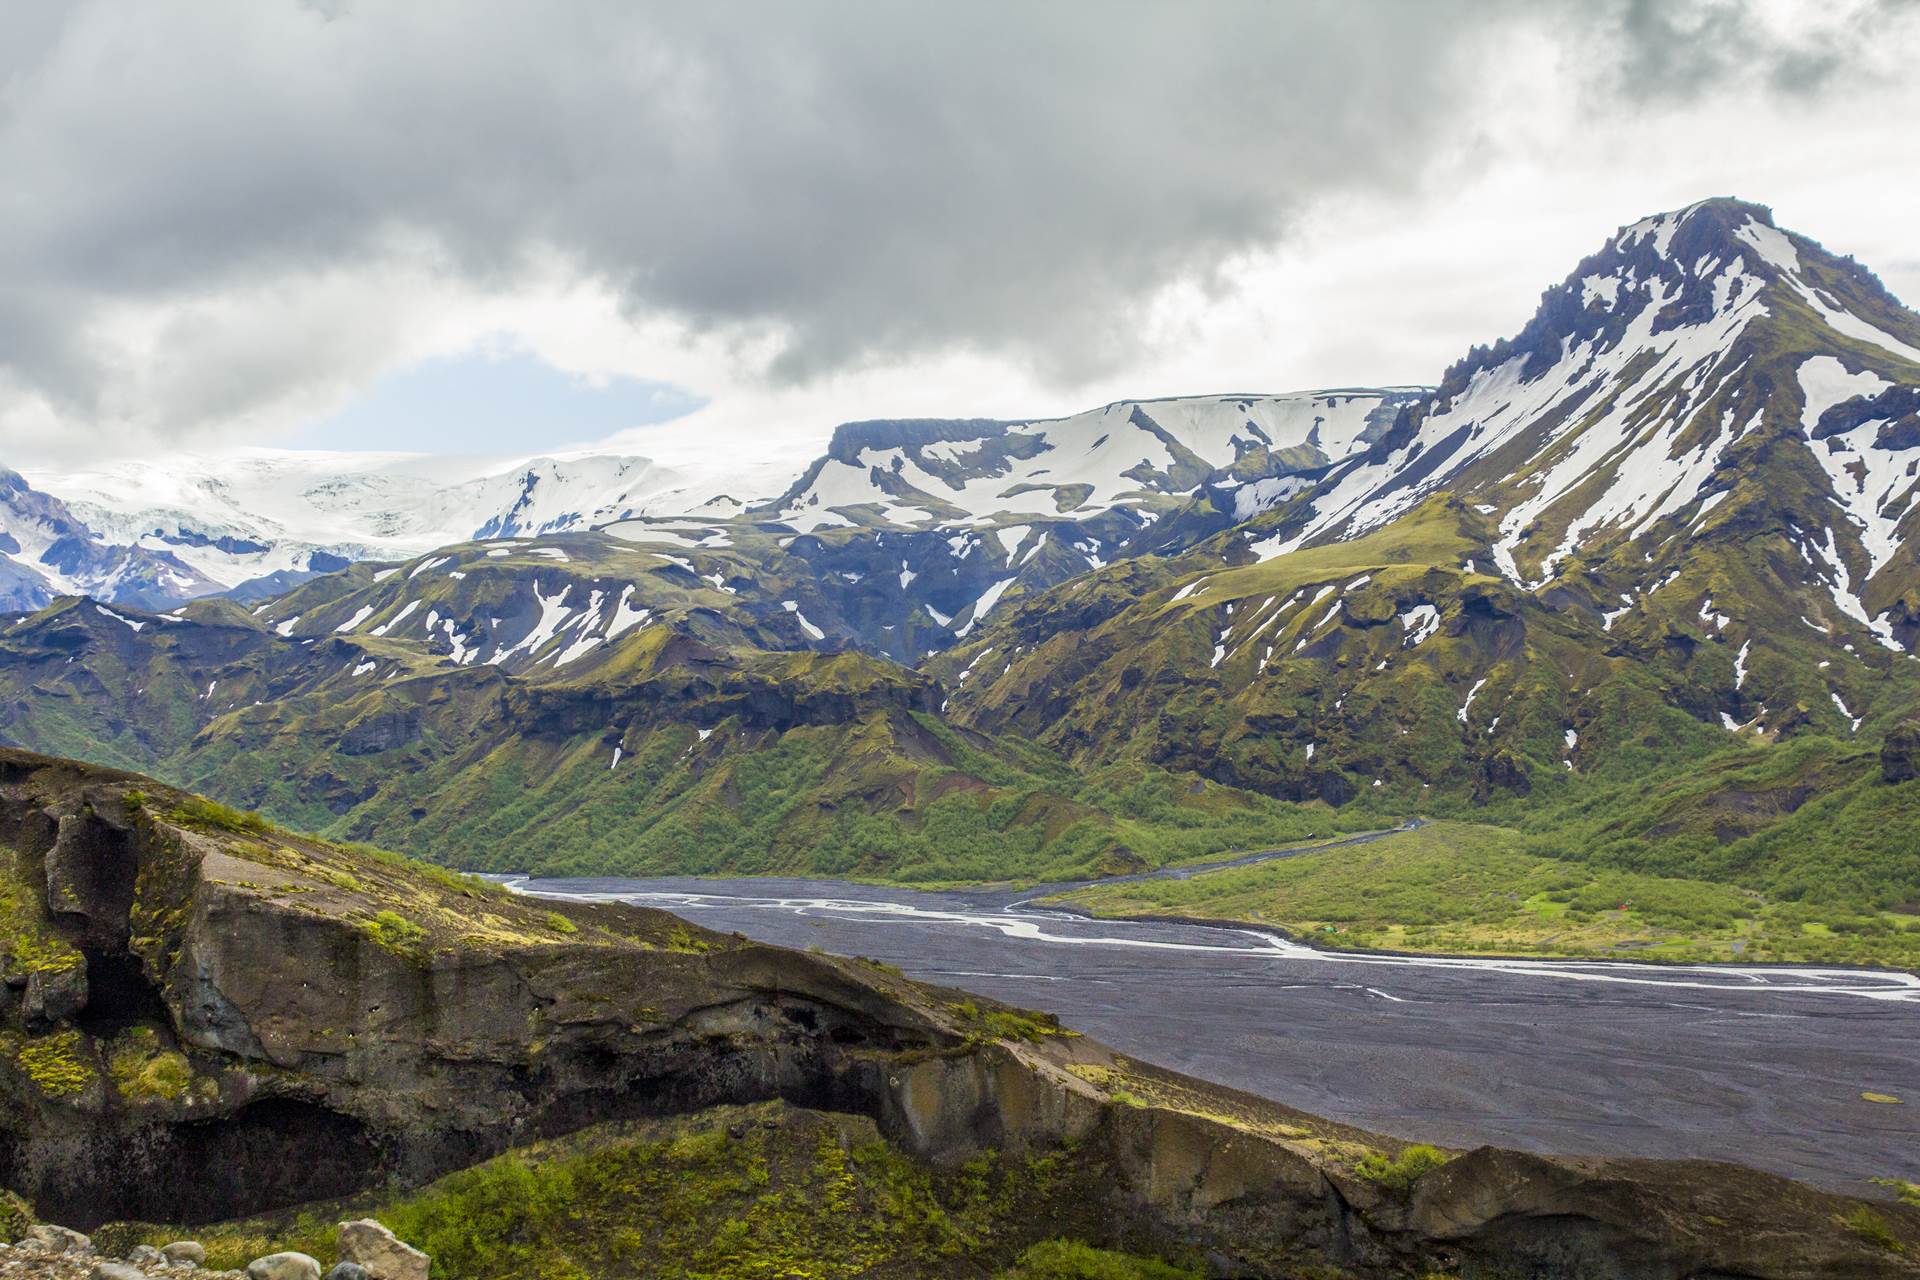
[953,1002,1068,1045]
[328,842,505,899]
[0,858,85,979]
[117,1105,1161,1279]
[108,1028,194,1102]
[661,923,713,954]
[542,911,579,935]
[321,868,370,894]
[997,1239,1198,1279]
[10,933,85,975]
[0,1189,32,1241]
[15,1030,92,1098]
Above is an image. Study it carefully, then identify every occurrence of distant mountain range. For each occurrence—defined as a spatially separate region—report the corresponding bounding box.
[3,197,1919,929]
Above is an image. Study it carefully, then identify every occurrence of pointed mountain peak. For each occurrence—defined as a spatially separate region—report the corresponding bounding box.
[1609,197,1782,263]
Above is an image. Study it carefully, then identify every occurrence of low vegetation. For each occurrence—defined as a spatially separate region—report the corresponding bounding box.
[1354,1144,1451,1193]
[1053,820,1920,967]
[1841,1206,1907,1253]
[111,1104,1198,1280]
[107,1027,195,1102]
[162,794,274,835]
[997,1240,1198,1280]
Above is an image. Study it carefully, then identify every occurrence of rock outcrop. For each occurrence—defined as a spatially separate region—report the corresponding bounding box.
[0,749,1912,1279]
[332,1222,424,1280]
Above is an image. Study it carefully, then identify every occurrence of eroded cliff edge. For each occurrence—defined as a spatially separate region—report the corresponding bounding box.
[0,748,1911,1278]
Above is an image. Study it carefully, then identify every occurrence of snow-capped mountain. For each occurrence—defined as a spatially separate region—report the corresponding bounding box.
[591,390,1416,661]
[0,468,225,610]
[760,391,1415,532]
[5,450,746,609]
[1251,198,1920,645]
[3,388,1420,662]
[931,197,1920,812]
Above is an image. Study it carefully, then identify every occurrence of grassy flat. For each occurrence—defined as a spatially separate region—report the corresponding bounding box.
[1048,820,1920,968]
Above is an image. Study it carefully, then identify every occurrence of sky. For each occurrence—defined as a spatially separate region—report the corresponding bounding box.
[3,0,1920,475]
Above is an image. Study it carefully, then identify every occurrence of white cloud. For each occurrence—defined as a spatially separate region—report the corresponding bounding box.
[1,0,1916,473]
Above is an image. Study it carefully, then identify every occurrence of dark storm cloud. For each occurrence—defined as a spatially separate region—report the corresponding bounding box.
[1602,0,1907,99]
[0,0,1903,436]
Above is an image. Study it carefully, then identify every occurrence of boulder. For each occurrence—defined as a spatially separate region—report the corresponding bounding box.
[325,1265,371,1280]
[126,1244,166,1265]
[163,1240,208,1264]
[26,1223,92,1253]
[21,962,88,1027]
[336,1220,428,1280]
[91,1265,147,1280]
[248,1253,323,1280]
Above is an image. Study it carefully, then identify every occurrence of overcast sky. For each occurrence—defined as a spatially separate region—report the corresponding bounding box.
[5,0,1920,474]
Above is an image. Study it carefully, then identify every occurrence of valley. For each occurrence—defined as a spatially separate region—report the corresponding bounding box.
[4,196,1920,1274]
[510,867,1920,1192]
[16,5,1920,1274]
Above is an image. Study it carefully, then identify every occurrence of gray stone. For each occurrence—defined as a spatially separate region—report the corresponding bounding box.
[335,1220,428,1280]
[22,962,88,1026]
[127,1244,166,1265]
[325,1265,371,1280]
[247,1253,322,1280]
[163,1240,209,1265]
[91,1264,148,1280]
[26,1223,92,1254]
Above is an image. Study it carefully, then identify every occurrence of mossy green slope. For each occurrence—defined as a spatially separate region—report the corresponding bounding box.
[0,579,1346,884]
[106,1103,1203,1280]
[933,490,1920,923]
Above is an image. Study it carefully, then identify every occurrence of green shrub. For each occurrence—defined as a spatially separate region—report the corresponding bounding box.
[1841,1206,1906,1252]
[363,910,427,951]
[165,796,271,835]
[1871,1177,1920,1207]
[1354,1144,1450,1192]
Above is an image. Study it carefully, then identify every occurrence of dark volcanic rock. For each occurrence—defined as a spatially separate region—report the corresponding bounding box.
[1884,720,1920,783]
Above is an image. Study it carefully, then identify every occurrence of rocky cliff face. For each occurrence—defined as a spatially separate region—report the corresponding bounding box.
[0,750,1911,1278]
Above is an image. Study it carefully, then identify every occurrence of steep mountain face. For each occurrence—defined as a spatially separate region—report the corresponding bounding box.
[1260,198,1920,657]
[4,751,1910,1277]
[933,200,1920,906]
